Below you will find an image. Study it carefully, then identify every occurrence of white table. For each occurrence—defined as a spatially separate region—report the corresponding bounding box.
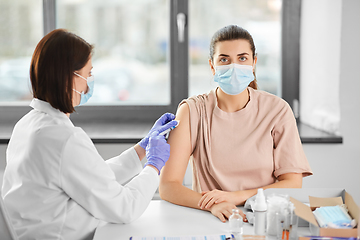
[93,200,310,240]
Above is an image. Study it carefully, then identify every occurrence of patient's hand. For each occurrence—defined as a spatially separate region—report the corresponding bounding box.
[209,202,236,222]
[199,189,252,209]
[198,189,237,209]
[209,202,247,223]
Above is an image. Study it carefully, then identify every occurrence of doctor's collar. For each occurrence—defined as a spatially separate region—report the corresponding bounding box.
[30,98,74,124]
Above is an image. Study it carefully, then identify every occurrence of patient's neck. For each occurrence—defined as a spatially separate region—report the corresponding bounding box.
[216,87,250,113]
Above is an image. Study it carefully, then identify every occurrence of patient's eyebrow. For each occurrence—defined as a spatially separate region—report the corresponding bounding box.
[237,53,250,56]
[218,53,250,57]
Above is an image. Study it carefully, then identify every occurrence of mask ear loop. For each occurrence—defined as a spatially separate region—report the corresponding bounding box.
[73,72,89,94]
[74,72,88,81]
[73,89,82,95]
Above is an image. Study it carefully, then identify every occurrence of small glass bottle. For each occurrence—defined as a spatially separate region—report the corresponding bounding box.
[229,208,243,238]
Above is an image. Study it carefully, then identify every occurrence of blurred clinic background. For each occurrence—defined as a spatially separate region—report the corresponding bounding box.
[0,0,281,105]
[0,0,359,205]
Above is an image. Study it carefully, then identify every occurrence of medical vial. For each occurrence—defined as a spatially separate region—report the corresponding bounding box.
[253,188,267,236]
[229,208,243,238]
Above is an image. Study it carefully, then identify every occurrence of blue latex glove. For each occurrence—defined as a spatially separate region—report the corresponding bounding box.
[144,133,170,173]
[138,113,177,150]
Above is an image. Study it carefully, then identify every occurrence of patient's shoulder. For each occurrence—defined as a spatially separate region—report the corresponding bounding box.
[179,89,216,116]
[187,89,215,104]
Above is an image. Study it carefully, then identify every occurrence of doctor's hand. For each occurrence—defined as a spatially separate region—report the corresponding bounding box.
[139,113,177,150]
[144,133,170,174]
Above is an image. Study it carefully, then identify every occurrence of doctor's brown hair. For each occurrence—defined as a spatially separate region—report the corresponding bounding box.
[30,29,93,113]
[209,25,258,90]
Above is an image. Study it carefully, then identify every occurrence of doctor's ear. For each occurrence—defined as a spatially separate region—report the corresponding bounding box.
[209,59,216,76]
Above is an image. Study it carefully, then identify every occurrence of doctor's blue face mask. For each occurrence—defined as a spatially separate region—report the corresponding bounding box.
[73,72,94,106]
[213,63,254,95]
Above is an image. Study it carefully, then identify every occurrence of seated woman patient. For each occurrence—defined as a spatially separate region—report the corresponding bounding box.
[159,25,312,222]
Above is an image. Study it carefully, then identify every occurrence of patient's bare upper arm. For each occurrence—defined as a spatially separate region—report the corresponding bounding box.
[160,103,192,185]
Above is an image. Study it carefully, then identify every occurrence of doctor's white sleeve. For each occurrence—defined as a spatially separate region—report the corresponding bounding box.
[60,129,159,224]
[105,148,143,185]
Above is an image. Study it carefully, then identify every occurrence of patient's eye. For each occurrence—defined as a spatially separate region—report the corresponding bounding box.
[239,56,247,62]
[219,58,228,63]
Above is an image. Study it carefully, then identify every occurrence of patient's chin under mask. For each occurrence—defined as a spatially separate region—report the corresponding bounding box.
[214,63,254,95]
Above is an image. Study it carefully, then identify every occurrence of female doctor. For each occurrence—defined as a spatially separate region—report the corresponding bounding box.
[2,29,177,240]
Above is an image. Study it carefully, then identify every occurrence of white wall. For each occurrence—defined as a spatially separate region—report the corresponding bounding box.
[301,0,360,205]
[300,0,342,134]
[1,0,359,206]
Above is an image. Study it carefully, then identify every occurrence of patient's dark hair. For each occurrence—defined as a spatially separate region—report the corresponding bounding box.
[209,25,258,90]
[30,29,94,113]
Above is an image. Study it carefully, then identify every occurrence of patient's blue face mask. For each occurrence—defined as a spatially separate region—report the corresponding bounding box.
[73,72,94,106]
[213,63,254,95]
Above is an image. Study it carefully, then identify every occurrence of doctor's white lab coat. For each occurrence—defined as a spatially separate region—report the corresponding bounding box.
[2,98,159,240]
